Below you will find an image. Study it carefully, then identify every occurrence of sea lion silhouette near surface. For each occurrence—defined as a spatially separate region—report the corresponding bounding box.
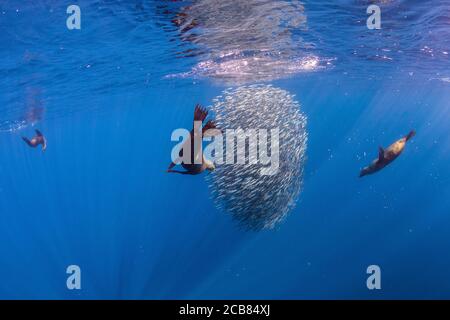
[360,130,415,178]
[22,129,47,151]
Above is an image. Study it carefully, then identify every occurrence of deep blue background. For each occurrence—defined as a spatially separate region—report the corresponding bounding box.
[0,1,449,299]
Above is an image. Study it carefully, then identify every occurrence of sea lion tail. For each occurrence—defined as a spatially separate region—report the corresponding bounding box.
[405,130,416,141]
[359,169,367,178]
[359,165,372,178]
[22,137,33,147]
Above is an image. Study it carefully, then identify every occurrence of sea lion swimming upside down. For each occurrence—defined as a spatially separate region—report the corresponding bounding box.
[359,130,415,177]
[167,104,217,175]
[22,129,47,151]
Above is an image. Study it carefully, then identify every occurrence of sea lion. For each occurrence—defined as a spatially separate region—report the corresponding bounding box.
[22,129,47,151]
[167,104,217,175]
[359,130,415,177]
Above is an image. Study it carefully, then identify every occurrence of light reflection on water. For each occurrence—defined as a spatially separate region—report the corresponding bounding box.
[0,0,449,130]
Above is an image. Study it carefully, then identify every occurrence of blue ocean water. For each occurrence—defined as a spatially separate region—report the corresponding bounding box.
[0,0,449,299]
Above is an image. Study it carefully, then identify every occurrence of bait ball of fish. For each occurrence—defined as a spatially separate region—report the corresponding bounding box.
[206,85,307,230]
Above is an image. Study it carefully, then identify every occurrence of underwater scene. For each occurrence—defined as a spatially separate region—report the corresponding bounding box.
[0,0,449,299]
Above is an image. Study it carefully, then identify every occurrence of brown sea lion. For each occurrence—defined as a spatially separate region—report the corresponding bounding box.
[167,104,217,175]
[22,129,47,151]
[360,130,415,177]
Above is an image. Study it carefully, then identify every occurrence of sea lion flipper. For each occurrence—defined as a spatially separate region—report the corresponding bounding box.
[194,104,208,122]
[202,120,218,135]
[35,129,43,137]
[378,146,385,161]
[167,169,192,175]
[167,162,176,171]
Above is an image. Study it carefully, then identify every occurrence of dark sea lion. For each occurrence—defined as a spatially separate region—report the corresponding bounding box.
[167,104,217,175]
[22,129,47,151]
[360,130,415,178]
